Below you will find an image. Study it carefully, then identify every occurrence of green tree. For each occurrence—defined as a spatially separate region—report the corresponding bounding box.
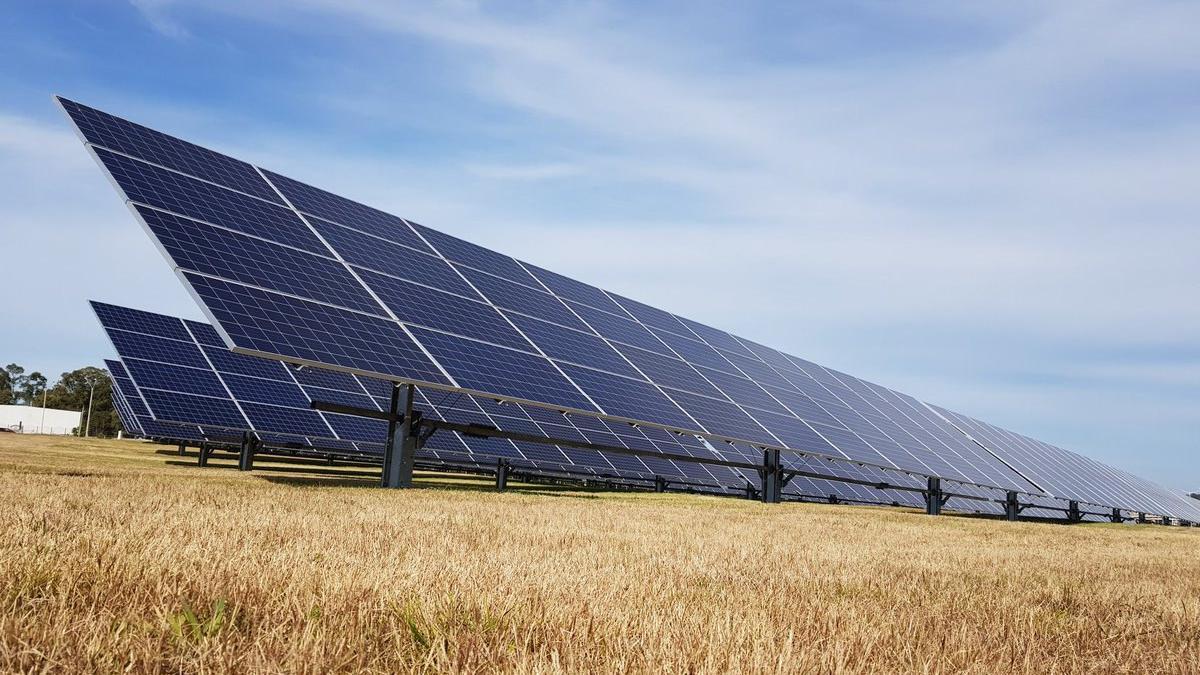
[20,372,47,406]
[44,366,119,437]
[0,367,10,405]
[3,364,24,405]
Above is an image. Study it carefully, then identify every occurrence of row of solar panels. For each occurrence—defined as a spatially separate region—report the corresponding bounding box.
[98,301,1114,522]
[63,96,1200,523]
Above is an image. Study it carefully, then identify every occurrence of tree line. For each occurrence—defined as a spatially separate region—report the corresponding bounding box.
[2,363,121,436]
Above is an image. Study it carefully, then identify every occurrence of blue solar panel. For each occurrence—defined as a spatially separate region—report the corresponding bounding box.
[455,267,589,331]
[409,222,537,286]
[360,269,534,351]
[565,302,671,355]
[95,147,327,255]
[140,388,246,428]
[262,170,434,253]
[185,273,449,385]
[60,99,281,202]
[312,220,479,298]
[503,312,641,379]
[69,98,1199,518]
[409,326,596,411]
[124,359,228,398]
[94,302,193,342]
[107,328,210,370]
[522,263,627,315]
[138,205,383,314]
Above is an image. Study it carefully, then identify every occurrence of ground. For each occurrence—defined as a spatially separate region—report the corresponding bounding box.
[1,434,1198,673]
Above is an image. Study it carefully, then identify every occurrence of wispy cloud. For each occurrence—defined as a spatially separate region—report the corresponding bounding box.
[128,0,191,39]
[464,162,582,181]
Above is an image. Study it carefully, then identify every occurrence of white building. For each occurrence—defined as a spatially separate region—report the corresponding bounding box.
[0,404,82,435]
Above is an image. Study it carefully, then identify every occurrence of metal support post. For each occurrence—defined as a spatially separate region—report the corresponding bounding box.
[828,494,839,505]
[745,483,757,500]
[653,475,666,493]
[198,442,210,467]
[1004,491,1020,522]
[237,432,255,472]
[761,448,781,504]
[1067,500,1082,523]
[925,476,943,516]
[495,458,510,492]
[1110,508,1123,524]
[326,455,335,466]
[1137,512,1146,524]
[382,383,418,488]
[177,441,186,456]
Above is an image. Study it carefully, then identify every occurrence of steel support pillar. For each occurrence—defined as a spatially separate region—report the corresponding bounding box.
[1067,500,1082,523]
[1137,512,1146,524]
[326,456,335,466]
[1110,508,1123,524]
[925,476,944,516]
[197,442,211,467]
[237,432,255,472]
[177,441,186,456]
[1004,491,1020,522]
[745,483,757,500]
[495,458,510,492]
[761,448,781,504]
[653,475,666,493]
[382,383,418,488]
[828,494,839,505]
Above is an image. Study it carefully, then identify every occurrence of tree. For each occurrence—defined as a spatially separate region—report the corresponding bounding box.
[3,364,24,405]
[0,368,10,405]
[44,366,119,437]
[20,372,47,406]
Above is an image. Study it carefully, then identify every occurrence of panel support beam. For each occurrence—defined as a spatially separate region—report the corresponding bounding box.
[1004,490,1021,522]
[828,494,839,505]
[924,476,946,516]
[198,441,210,467]
[1067,500,1082,523]
[382,383,418,489]
[177,441,186,456]
[495,458,510,492]
[1110,508,1123,524]
[654,476,667,493]
[237,431,256,472]
[761,448,782,504]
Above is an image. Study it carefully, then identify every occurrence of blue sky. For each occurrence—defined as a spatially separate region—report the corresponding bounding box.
[1,1,1196,491]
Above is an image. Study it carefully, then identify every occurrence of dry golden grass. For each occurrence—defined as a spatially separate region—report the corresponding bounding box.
[1,433,1198,674]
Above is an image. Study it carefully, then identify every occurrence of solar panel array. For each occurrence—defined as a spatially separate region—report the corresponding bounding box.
[99,303,984,508]
[932,406,1200,522]
[64,96,1197,521]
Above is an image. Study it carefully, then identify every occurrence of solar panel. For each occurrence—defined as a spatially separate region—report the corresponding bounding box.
[63,97,1195,520]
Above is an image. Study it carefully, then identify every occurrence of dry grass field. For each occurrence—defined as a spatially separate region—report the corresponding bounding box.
[2,433,1198,673]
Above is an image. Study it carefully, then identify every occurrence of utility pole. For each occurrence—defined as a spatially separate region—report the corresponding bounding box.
[84,383,95,437]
